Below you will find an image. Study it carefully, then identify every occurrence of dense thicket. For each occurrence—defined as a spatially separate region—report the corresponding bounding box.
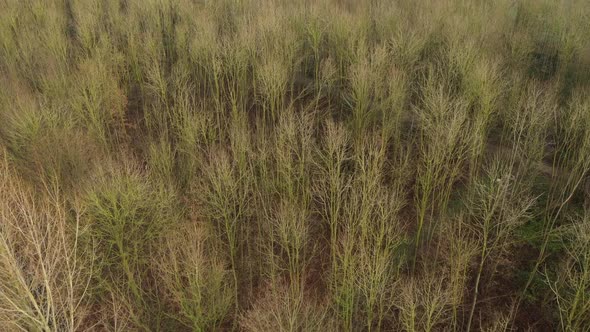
[0,0,589,330]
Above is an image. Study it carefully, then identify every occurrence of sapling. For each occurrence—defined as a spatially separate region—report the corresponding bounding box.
[546,213,590,331]
[464,158,536,332]
[314,119,351,286]
[199,148,250,313]
[157,223,233,331]
[413,72,470,268]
